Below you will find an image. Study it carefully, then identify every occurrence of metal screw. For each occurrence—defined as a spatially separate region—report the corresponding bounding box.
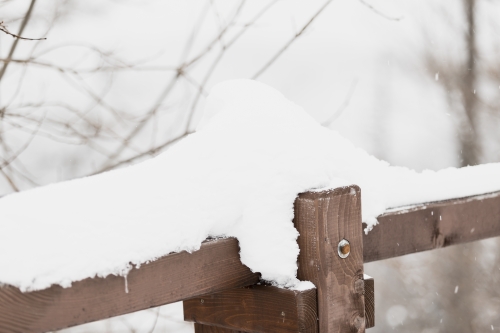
[200,299,204,304]
[338,239,350,259]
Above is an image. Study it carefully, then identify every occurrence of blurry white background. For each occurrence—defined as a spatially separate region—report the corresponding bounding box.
[1,0,499,331]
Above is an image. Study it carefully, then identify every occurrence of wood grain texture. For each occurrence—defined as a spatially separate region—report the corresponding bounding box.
[295,186,365,333]
[195,323,243,333]
[363,275,374,329]
[0,238,259,333]
[364,191,500,263]
[184,285,318,333]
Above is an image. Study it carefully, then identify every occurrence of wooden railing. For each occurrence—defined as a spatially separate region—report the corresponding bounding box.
[1,186,499,333]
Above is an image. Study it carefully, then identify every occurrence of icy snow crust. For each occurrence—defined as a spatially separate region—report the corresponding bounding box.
[1,80,500,292]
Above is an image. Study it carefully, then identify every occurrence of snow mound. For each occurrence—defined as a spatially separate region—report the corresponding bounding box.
[1,79,499,292]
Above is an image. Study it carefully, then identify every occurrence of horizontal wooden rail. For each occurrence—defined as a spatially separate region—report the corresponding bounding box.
[363,191,500,262]
[0,238,259,333]
[1,190,499,333]
[184,276,375,333]
[184,285,318,333]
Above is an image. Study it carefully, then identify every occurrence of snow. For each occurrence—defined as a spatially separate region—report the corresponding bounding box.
[1,79,500,292]
[289,280,316,291]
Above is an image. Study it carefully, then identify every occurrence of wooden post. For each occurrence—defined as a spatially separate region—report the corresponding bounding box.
[294,186,365,332]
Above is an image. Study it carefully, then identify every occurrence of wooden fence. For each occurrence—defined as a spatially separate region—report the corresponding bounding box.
[1,186,499,333]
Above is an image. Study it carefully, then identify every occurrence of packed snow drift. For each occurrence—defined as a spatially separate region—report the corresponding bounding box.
[1,79,499,292]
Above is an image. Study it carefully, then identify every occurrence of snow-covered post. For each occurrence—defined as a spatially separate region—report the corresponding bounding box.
[184,185,372,333]
[294,186,366,333]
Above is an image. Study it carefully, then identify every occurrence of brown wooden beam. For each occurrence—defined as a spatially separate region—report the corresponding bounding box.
[184,285,318,333]
[184,277,375,332]
[363,191,500,263]
[0,238,259,333]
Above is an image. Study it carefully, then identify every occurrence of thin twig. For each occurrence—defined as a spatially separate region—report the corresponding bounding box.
[322,79,359,126]
[0,21,46,41]
[180,2,211,62]
[0,111,46,170]
[185,50,225,132]
[90,131,192,175]
[0,57,176,74]
[252,0,334,79]
[357,0,402,21]
[0,167,19,192]
[183,0,248,131]
[183,1,244,68]
[146,307,161,333]
[96,71,182,169]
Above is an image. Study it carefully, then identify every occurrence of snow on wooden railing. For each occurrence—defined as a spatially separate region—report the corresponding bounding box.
[0,239,259,333]
[1,187,499,333]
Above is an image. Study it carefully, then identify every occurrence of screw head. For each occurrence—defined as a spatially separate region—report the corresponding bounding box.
[338,239,350,259]
[200,299,204,304]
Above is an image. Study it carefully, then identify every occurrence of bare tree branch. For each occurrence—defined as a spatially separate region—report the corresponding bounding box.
[0,0,40,82]
[0,0,341,195]
[91,0,279,175]
[94,0,251,173]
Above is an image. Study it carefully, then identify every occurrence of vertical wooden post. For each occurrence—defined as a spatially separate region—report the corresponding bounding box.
[294,186,365,333]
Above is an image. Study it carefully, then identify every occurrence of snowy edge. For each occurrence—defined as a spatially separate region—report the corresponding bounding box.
[381,190,500,215]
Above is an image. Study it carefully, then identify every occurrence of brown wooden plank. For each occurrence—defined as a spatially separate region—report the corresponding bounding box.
[184,285,318,333]
[185,278,377,332]
[363,191,500,263]
[295,186,366,333]
[0,238,259,333]
[195,323,243,333]
[363,275,374,329]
